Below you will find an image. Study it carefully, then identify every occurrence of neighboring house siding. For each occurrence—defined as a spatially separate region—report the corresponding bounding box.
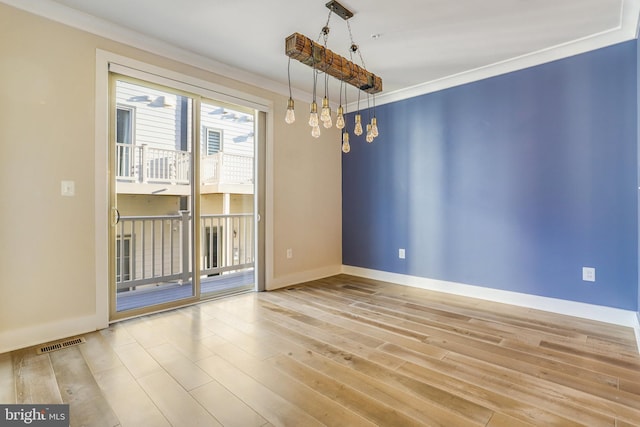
[201,103,254,157]
[116,81,184,151]
[115,81,255,158]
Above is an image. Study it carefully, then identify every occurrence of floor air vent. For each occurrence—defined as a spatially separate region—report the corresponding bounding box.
[37,337,86,355]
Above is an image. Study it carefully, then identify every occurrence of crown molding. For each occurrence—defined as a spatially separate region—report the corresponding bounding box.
[2,0,638,108]
[369,0,640,108]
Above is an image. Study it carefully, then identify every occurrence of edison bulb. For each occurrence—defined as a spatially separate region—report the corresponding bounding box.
[366,124,374,143]
[342,132,351,153]
[320,97,331,123]
[308,101,319,127]
[371,117,379,137]
[285,108,295,124]
[323,114,333,128]
[311,125,321,138]
[354,114,363,136]
[285,98,295,124]
[335,105,345,129]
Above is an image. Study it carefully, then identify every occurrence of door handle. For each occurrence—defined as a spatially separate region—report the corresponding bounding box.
[111,207,120,226]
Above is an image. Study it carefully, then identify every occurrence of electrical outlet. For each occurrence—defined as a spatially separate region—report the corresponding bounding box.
[582,267,595,282]
[398,248,406,259]
[286,248,293,259]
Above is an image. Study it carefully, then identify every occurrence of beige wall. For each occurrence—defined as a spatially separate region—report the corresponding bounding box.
[229,194,253,214]
[201,194,224,213]
[200,194,254,214]
[117,195,181,216]
[0,3,342,353]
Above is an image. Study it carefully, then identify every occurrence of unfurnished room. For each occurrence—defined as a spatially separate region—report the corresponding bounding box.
[1,0,640,426]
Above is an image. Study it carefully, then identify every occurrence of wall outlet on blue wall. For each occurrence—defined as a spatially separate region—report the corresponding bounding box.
[582,267,596,282]
[399,249,406,259]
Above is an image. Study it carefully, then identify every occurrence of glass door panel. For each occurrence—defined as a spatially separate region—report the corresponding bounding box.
[112,78,196,315]
[199,101,256,297]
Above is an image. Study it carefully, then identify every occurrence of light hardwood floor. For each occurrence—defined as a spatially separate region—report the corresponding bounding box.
[2,275,640,426]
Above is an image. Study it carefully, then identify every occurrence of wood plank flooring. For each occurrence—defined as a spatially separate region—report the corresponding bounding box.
[2,274,640,426]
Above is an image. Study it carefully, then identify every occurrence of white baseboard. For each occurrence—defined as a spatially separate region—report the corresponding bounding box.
[4,268,636,355]
[342,266,640,354]
[266,264,342,291]
[0,315,107,355]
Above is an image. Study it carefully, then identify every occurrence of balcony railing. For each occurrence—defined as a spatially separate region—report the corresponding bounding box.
[201,153,253,185]
[115,212,254,291]
[116,144,253,186]
[116,144,190,185]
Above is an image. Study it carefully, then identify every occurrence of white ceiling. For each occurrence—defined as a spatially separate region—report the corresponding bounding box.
[5,0,639,103]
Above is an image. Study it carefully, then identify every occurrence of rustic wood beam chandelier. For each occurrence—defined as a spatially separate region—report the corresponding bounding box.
[285,33,383,95]
[284,0,382,153]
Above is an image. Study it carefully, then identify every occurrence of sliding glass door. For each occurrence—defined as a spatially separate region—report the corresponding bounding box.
[109,75,257,319]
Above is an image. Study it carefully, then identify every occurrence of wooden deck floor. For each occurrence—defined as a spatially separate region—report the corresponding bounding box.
[116,270,255,312]
[2,274,640,426]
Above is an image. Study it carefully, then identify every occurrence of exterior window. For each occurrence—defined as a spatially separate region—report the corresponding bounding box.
[116,106,134,178]
[116,107,133,144]
[204,128,222,155]
[116,236,131,283]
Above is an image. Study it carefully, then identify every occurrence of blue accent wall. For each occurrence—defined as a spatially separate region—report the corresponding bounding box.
[637,38,640,316]
[343,40,638,310]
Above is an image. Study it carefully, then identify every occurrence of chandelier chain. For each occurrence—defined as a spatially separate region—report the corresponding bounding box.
[347,20,367,71]
[317,9,334,100]
[318,9,333,44]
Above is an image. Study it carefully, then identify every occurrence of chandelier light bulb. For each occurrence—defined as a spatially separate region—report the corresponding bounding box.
[366,124,374,143]
[354,114,363,136]
[323,113,333,128]
[308,101,319,127]
[336,105,345,129]
[284,12,383,149]
[285,98,295,124]
[320,97,331,123]
[371,117,379,137]
[342,132,350,153]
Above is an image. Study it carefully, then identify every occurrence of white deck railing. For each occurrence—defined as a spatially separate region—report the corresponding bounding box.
[201,153,253,185]
[116,144,190,185]
[116,144,253,186]
[115,212,254,291]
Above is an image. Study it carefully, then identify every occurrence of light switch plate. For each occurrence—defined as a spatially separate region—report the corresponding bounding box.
[61,180,75,197]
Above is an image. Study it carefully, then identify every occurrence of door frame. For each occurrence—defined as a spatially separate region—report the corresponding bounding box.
[95,50,271,324]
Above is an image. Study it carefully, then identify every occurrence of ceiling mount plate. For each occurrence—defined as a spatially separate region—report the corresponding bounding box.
[326,0,354,20]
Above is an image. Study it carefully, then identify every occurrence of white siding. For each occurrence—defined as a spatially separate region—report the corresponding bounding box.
[115,81,254,159]
[116,80,188,151]
[201,102,254,158]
